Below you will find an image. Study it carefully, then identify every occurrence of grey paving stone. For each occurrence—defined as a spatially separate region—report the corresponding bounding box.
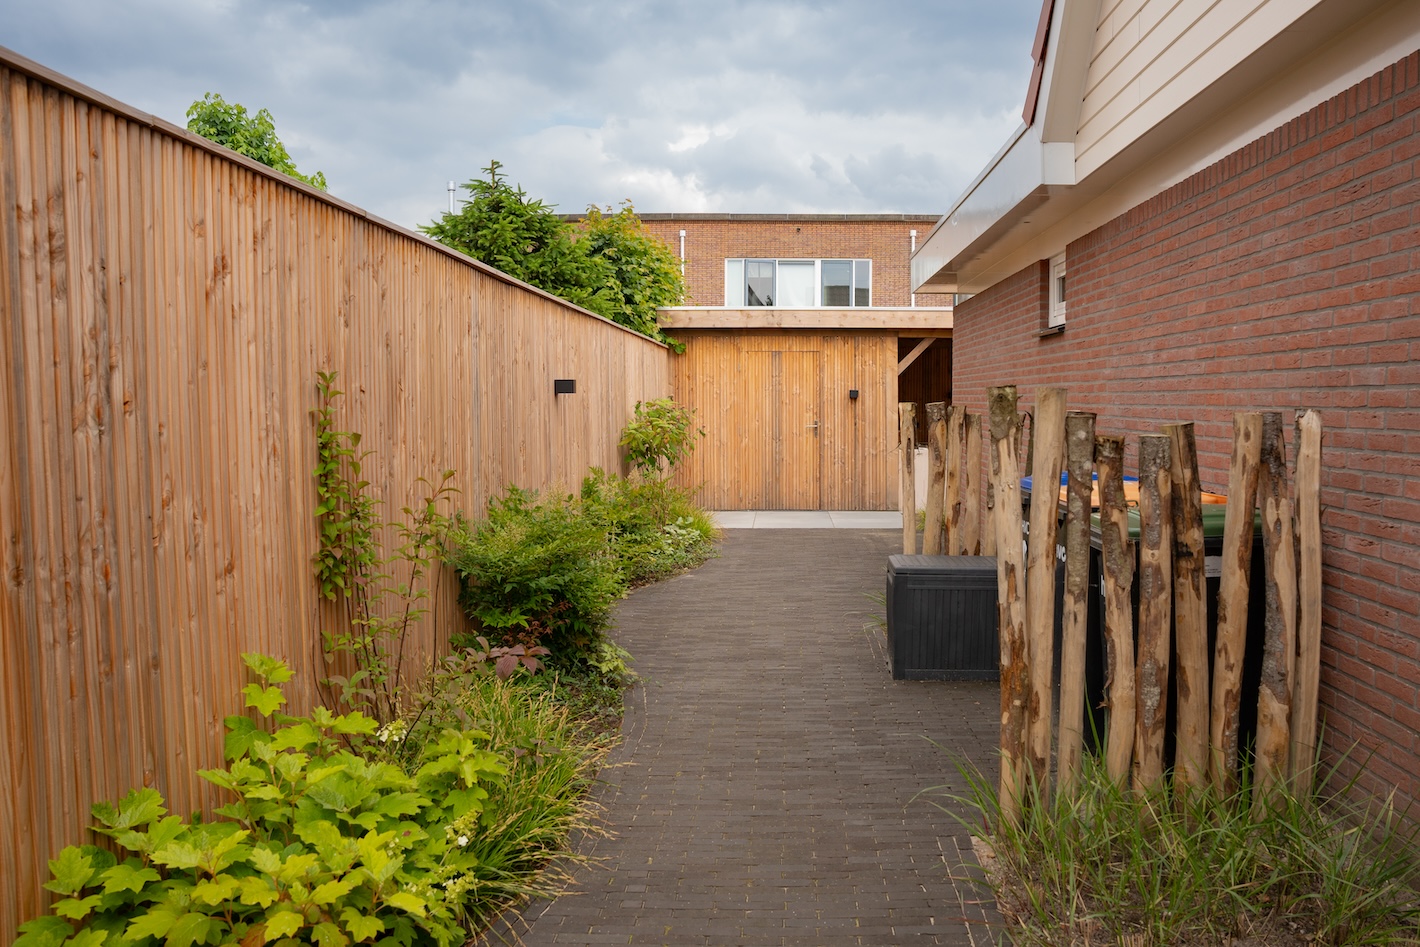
[483,530,1007,947]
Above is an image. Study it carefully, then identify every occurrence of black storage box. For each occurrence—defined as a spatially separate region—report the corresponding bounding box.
[886,555,999,681]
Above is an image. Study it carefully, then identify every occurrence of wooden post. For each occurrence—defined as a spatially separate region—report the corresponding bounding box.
[1254,412,1298,810]
[1096,434,1136,786]
[1134,434,1173,791]
[899,403,917,555]
[923,403,948,555]
[944,405,968,555]
[1164,422,1208,790]
[989,386,1028,822]
[1209,412,1263,794]
[1290,409,1323,786]
[1025,388,1068,788]
[963,413,983,556]
[1057,412,1095,794]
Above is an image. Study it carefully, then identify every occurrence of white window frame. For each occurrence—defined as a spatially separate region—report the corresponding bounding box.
[722,258,873,308]
[1048,253,1067,327]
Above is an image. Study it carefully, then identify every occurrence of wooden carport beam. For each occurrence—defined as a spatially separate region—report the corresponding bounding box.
[898,337,936,375]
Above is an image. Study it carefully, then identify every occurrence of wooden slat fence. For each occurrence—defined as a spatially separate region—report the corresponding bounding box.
[0,48,670,936]
[670,329,897,510]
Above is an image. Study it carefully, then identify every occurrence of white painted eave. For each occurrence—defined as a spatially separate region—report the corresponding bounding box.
[911,126,1075,294]
[912,0,1416,295]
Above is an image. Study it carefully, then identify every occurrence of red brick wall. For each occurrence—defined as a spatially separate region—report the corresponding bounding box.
[638,216,954,308]
[953,50,1420,807]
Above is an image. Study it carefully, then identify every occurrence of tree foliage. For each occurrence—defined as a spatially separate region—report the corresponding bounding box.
[423,162,684,348]
[185,93,327,190]
[580,203,687,343]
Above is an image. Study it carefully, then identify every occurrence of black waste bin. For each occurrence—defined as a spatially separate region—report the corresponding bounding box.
[1076,505,1266,761]
[886,555,999,681]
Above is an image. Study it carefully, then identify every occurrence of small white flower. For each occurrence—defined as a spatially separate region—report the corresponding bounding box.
[456,835,469,847]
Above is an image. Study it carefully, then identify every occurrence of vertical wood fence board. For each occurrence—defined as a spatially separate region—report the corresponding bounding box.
[670,330,894,511]
[0,57,670,936]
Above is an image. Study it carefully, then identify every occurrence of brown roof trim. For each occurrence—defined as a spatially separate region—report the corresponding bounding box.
[1022,0,1056,125]
[572,212,943,222]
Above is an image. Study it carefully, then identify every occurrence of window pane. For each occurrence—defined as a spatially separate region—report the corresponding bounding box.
[854,259,871,307]
[777,261,815,308]
[746,260,774,306]
[822,260,851,307]
[725,259,744,306]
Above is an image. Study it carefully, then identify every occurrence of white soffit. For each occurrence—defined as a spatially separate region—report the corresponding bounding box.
[914,0,1417,294]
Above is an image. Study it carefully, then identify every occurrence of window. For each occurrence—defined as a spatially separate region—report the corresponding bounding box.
[1049,253,1066,327]
[724,258,872,307]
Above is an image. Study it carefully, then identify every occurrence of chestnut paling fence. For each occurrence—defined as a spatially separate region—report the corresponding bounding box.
[0,48,670,936]
[902,391,1324,818]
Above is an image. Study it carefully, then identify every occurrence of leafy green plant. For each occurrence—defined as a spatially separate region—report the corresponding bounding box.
[18,654,611,947]
[16,654,505,947]
[578,468,716,586]
[618,398,704,478]
[938,752,1420,946]
[311,372,459,724]
[444,486,624,663]
[185,93,326,190]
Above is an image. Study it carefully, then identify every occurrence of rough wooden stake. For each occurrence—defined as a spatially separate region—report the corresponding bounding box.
[899,403,917,555]
[1096,434,1136,786]
[1058,412,1096,794]
[945,405,968,555]
[1290,409,1323,787]
[963,413,983,555]
[1025,388,1068,789]
[1254,412,1298,812]
[1134,434,1173,791]
[924,402,948,555]
[1209,412,1263,794]
[989,386,1028,822]
[1164,422,1208,790]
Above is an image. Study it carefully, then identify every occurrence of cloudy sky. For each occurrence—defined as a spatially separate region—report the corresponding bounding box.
[3,0,1042,230]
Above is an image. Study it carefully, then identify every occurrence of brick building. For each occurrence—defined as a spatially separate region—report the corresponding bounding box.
[628,214,957,510]
[913,1,1419,811]
[638,213,952,309]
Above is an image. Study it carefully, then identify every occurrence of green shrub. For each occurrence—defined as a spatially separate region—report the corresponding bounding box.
[445,473,716,667]
[579,469,716,586]
[17,653,608,947]
[618,398,703,478]
[445,487,624,662]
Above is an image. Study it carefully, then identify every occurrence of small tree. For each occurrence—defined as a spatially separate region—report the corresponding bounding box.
[424,162,684,348]
[422,160,610,314]
[185,93,327,190]
[580,203,686,348]
[619,398,703,478]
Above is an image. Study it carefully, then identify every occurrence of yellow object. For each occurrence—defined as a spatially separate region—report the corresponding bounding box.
[1059,483,1227,507]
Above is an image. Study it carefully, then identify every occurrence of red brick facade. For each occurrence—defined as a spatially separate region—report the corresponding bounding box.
[952,50,1420,808]
[638,214,954,308]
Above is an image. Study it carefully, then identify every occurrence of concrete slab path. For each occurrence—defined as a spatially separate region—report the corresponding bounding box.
[496,529,1005,946]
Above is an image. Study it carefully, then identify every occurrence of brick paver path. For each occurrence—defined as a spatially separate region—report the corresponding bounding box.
[500,529,1005,946]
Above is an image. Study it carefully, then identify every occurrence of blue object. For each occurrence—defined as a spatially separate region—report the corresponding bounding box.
[1021,472,1137,491]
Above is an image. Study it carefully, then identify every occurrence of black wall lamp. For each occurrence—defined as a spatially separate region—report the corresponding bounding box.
[554,379,576,395]
[848,388,859,400]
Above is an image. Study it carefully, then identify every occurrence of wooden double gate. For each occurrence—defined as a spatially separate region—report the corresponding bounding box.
[670,331,898,510]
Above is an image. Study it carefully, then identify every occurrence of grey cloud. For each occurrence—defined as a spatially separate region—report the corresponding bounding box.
[1,0,1043,223]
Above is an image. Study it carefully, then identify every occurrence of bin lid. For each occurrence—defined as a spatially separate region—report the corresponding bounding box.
[1090,504,1261,541]
[1021,472,1138,491]
[889,554,998,575]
